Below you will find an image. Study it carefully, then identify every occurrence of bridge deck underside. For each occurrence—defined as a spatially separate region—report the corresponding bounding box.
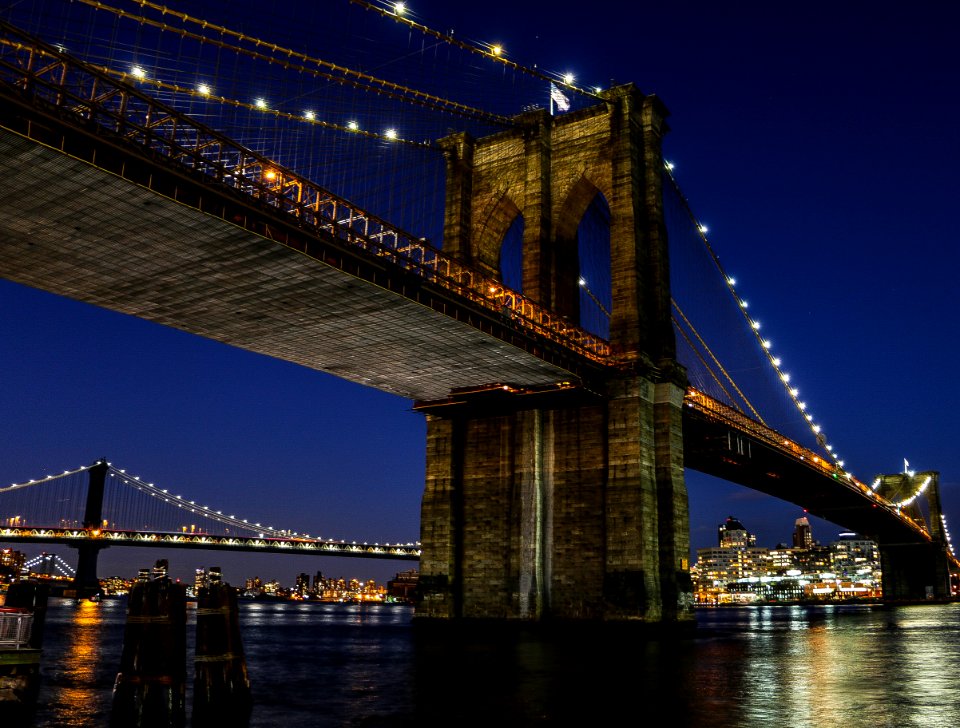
[683,410,931,545]
[0,129,575,401]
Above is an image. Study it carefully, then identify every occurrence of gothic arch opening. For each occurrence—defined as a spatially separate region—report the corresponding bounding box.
[557,178,611,339]
[499,215,524,292]
[577,193,612,339]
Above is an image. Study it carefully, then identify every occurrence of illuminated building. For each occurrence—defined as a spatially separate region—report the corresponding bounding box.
[719,516,756,547]
[388,569,418,603]
[793,516,814,549]
[0,548,25,584]
[693,516,883,603]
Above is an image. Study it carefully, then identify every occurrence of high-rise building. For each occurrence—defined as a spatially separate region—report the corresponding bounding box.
[793,517,814,549]
[719,516,756,547]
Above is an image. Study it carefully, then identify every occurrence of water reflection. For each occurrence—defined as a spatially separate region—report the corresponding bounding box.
[27,600,960,727]
[44,600,111,727]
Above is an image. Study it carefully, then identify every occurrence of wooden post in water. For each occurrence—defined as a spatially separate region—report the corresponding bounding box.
[0,583,48,726]
[110,561,187,728]
[192,571,252,727]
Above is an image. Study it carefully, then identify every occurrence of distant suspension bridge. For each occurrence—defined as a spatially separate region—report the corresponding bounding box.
[0,459,420,560]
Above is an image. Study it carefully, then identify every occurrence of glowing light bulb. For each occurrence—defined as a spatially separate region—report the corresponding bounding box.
[385,128,398,139]
[255,98,267,109]
[394,2,406,16]
[790,388,799,397]
[665,161,675,171]
[762,340,772,349]
[197,83,212,96]
[698,224,709,234]
[491,45,503,56]
[772,357,781,366]
[751,320,761,330]
[304,110,315,120]
[578,277,587,286]
[564,72,575,85]
[727,277,736,286]
[347,120,359,131]
[131,66,146,80]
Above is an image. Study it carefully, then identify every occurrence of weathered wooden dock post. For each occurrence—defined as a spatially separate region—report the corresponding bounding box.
[0,582,48,726]
[192,571,252,726]
[110,560,187,728]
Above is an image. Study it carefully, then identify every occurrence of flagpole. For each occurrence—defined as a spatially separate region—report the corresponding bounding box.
[549,83,554,116]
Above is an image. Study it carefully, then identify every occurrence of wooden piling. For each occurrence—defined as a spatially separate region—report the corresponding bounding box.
[192,581,252,726]
[110,575,187,728]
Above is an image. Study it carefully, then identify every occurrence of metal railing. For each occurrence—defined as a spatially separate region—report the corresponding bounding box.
[0,608,33,649]
[0,21,611,364]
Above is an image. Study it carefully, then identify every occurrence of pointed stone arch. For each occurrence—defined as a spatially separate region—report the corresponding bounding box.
[473,189,522,279]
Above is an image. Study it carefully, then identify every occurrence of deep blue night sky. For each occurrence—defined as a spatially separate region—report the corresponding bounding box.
[2,0,958,586]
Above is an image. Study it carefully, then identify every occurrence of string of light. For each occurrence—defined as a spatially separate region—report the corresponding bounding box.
[101,65,431,148]
[77,0,510,127]
[1,463,94,493]
[663,161,849,475]
[22,553,76,577]
[350,0,602,99]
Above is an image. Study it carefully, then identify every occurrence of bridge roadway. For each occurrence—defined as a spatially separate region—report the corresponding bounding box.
[683,390,948,552]
[0,527,420,560]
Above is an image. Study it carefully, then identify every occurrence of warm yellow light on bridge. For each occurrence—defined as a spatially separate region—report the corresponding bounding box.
[264,170,277,180]
[197,83,212,96]
[563,72,575,85]
[255,97,268,109]
[131,66,146,80]
[304,110,316,120]
[394,2,406,16]
[385,128,398,140]
[347,120,359,131]
[491,45,503,57]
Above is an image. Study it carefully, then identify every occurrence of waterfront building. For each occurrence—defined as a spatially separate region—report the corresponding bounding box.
[388,569,418,603]
[0,548,24,584]
[100,576,133,595]
[693,516,883,604]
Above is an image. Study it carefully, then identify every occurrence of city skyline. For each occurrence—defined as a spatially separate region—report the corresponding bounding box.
[2,0,959,587]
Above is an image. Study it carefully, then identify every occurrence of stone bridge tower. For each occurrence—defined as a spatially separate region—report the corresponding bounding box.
[416,84,693,624]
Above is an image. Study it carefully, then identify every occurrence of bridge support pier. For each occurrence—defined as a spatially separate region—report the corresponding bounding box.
[416,376,693,624]
[879,543,952,601]
[70,459,109,597]
[71,543,108,598]
[418,84,693,625]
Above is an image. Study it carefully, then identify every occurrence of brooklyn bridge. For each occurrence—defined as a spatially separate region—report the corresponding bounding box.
[0,1,956,623]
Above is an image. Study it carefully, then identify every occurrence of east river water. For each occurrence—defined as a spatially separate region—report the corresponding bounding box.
[23,597,960,727]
